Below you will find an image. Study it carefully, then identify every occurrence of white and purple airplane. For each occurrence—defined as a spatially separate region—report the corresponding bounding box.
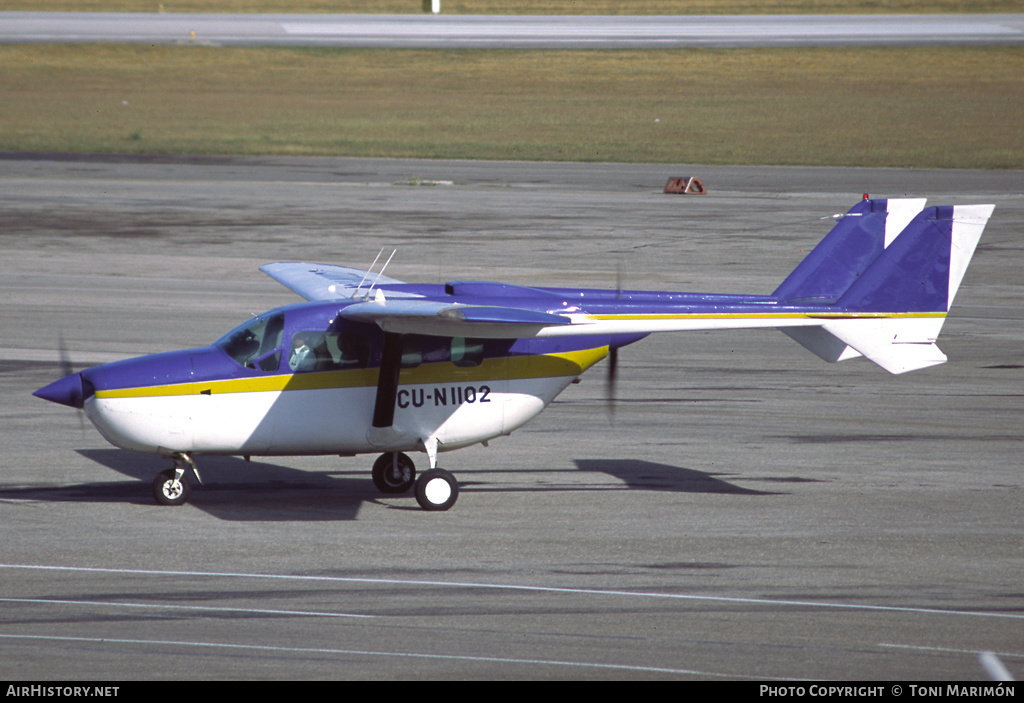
[34,198,994,511]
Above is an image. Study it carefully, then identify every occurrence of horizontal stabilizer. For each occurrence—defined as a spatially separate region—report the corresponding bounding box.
[782,202,993,373]
[821,317,948,374]
[781,327,862,363]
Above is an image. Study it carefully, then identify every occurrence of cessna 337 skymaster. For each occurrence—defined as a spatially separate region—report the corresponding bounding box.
[34,198,994,511]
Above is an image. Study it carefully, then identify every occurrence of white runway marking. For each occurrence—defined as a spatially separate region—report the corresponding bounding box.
[880,643,1023,659]
[4,563,1023,621]
[0,596,374,619]
[0,632,730,677]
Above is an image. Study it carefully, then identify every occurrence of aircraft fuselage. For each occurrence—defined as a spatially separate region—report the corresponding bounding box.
[48,300,615,458]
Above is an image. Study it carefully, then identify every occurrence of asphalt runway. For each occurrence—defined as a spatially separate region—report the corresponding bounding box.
[1,155,1021,680]
[2,12,1023,48]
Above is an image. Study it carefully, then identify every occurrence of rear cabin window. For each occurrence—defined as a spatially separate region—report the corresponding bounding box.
[388,336,484,370]
[400,337,422,369]
[451,337,485,367]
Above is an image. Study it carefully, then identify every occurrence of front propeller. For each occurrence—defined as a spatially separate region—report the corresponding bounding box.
[33,334,92,411]
[58,332,73,379]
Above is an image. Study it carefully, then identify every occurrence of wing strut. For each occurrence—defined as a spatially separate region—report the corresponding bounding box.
[372,332,403,429]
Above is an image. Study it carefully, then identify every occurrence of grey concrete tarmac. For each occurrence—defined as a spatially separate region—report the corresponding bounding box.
[1,154,1021,680]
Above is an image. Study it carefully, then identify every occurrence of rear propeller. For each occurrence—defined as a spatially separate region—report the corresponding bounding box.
[606,256,625,419]
[606,346,618,420]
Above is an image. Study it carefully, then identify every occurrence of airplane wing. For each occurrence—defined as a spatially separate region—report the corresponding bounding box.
[259,262,416,301]
[262,263,572,338]
[261,200,994,373]
[339,299,572,338]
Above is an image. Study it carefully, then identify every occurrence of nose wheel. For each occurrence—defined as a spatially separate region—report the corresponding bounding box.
[152,468,192,506]
[152,453,199,506]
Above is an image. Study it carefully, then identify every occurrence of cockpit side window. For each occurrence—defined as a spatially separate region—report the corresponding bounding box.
[288,329,370,373]
[214,313,285,372]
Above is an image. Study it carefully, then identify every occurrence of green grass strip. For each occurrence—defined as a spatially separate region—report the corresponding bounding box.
[2,45,1021,168]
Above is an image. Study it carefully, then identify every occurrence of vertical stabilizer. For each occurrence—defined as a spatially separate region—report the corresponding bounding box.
[817,203,995,374]
[773,198,927,305]
[836,204,993,313]
[776,198,926,363]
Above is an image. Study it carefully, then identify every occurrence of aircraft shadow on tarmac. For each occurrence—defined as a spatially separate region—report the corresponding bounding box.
[0,450,787,521]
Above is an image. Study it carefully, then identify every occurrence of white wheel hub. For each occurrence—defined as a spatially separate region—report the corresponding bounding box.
[423,477,452,505]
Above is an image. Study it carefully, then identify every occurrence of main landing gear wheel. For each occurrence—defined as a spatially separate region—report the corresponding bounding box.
[152,469,192,506]
[372,452,416,494]
[415,468,459,511]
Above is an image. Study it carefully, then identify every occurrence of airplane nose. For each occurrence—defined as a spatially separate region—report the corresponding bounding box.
[33,372,92,409]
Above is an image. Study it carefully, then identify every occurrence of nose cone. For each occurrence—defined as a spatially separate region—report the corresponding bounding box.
[33,372,89,409]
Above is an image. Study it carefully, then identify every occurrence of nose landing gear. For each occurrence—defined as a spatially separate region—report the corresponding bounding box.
[152,453,200,506]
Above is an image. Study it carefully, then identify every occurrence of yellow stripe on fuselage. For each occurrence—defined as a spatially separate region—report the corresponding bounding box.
[585,312,947,320]
[94,346,609,400]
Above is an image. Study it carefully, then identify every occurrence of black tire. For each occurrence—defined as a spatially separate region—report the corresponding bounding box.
[414,468,459,511]
[372,452,416,494]
[152,469,191,506]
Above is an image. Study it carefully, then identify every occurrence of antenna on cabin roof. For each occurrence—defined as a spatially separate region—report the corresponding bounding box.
[353,248,384,296]
[365,249,397,301]
[353,247,396,301]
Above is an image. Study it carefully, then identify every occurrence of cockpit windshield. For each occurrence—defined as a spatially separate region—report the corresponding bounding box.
[213,312,285,371]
